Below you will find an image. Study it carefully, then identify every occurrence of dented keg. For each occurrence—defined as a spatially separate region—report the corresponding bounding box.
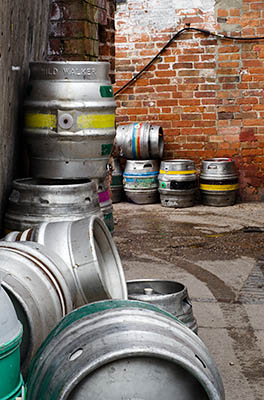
[4,178,103,233]
[116,122,164,159]
[24,61,116,179]
[123,159,160,204]
[0,241,73,375]
[4,216,127,305]
[0,285,24,398]
[110,158,123,203]
[200,158,239,206]
[158,159,197,207]
[127,279,198,333]
[94,176,115,234]
[26,300,225,400]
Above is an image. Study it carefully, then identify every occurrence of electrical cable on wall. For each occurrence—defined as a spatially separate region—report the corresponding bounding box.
[114,27,264,97]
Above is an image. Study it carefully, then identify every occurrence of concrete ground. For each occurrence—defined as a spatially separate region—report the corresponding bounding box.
[112,201,264,400]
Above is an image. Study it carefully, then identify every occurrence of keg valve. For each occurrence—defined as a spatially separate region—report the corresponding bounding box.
[144,287,154,295]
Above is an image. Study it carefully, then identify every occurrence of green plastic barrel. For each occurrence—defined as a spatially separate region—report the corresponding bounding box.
[0,285,24,399]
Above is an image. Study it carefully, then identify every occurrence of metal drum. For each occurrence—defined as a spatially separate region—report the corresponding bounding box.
[123,159,160,204]
[110,158,123,203]
[0,285,24,398]
[116,123,164,159]
[4,178,103,233]
[158,159,197,207]
[0,241,73,375]
[23,61,116,179]
[200,158,239,206]
[94,176,115,234]
[4,216,127,305]
[26,300,225,400]
[127,279,198,333]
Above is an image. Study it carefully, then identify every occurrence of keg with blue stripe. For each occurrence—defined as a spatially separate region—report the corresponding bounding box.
[23,61,116,179]
[116,123,164,159]
[123,160,160,204]
[158,159,197,207]
[199,158,239,206]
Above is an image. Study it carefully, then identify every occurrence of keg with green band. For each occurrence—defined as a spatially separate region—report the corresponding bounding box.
[26,299,225,400]
[23,61,116,180]
[0,285,25,399]
[123,160,160,204]
[158,159,197,208]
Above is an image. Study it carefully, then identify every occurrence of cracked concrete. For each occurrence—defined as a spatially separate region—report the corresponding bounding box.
[113,201,264,400]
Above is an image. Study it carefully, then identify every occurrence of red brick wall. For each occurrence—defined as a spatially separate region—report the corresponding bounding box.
[114,0,264,202]
[98,1,116,82]
[48,0,115,80]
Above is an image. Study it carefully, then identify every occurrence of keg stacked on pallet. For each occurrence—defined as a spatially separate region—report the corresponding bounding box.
[115,122,164,204]
[158,159,198,208]
[5,61,116,235]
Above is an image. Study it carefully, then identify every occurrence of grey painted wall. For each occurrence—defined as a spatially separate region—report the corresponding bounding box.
[0,0,50,233]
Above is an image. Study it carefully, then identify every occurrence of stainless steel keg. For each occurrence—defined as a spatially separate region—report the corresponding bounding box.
[26,300,225,400]
[116,123,164,159]
[4,178,103,233]
[200,158,239,206]
[158,159,197,207]
[4,216,127,305]
[127,279,198,333]
[110,158,123,203]
[94,176,115,234]
[24,61,116,179]
[0,241,73,375]
[123,159,160,204]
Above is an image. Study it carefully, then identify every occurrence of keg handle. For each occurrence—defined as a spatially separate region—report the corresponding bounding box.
[207,164,217,170]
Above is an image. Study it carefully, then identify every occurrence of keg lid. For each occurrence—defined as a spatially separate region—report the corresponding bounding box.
[0,284,22,347]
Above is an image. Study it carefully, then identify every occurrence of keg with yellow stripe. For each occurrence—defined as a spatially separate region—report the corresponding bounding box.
[23,61,116,179]
[158,160,197,207]
[199,158,239,206]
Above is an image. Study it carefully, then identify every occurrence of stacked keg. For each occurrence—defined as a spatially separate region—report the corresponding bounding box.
[0,61,129,377]
[5,61,116,234]
[116,122,164,204]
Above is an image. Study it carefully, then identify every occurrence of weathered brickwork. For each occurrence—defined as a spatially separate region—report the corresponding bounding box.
[114,0,264,201]
[48,0,115,79]
[98,0,116,82]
